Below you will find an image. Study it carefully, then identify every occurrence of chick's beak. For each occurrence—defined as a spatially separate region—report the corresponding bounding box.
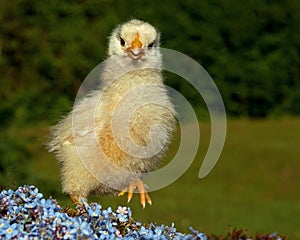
[125,33,144,60]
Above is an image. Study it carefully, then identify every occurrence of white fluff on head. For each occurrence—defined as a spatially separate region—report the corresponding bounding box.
[108,19,160,56]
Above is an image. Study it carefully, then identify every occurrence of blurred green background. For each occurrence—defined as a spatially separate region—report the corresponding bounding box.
[1,0,299,238]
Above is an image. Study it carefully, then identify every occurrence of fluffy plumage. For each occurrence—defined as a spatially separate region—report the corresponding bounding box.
[47,19,176,208]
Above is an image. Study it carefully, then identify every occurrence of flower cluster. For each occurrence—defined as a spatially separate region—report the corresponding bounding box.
[0,185,206,239]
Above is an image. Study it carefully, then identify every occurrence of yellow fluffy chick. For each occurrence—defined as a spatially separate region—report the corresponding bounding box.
[47,19,176,208]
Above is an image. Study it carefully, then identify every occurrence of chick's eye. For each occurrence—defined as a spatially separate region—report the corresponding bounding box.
[148,41,155,48]
[120,37,125,46]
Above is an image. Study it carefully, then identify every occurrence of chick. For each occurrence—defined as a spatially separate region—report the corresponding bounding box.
[47,19,176,208]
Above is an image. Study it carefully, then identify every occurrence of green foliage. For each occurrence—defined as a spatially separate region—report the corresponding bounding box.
[0,0,299,123]
[206,227,286,240]
[0,130,30,185]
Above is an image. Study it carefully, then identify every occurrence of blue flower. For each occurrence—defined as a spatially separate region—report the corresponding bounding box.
[189,226,207,240]
[117,213,128,222]
[86,202,102,218]
[0,219,7,232]
[0,185,210,240]
[116,206,130,222]
[154,225,164,235]
[60,221,78,240]
[99,228,116,239]
[1,222,19,238]
[139,226,154,238]
[125,229,139,239]
[80,222,93,236]
[102,206,112,219]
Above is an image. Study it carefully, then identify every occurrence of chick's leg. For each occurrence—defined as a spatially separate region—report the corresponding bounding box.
[70,194,87,206]
[118,178,152,208]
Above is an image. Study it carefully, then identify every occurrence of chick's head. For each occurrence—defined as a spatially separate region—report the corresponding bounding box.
[108,19,160,60]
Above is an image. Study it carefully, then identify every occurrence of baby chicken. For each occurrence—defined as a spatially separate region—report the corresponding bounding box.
[47,19,176,208]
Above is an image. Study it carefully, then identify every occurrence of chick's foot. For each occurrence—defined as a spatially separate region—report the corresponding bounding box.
[118,178,152,208]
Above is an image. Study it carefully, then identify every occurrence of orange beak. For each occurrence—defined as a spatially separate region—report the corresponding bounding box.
[126,33,143,51]
[125,33,144,60]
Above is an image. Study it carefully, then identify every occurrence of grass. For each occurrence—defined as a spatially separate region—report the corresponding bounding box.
[3,118,300,239]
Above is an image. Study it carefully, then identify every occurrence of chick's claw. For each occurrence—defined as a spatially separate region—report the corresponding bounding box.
[118,179,152,208]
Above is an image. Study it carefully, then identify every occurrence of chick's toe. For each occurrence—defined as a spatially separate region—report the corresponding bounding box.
[118,178,152,208]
